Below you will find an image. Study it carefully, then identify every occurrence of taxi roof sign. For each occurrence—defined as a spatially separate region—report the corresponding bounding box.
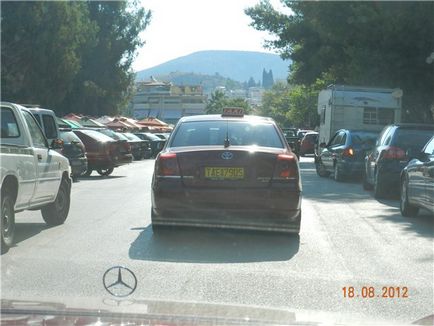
[222,107,244,117]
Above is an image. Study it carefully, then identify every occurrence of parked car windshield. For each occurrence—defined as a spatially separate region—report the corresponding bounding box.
[123,132,142,141]
[59,130,82,143]
[98,128,128,141]
[143,132,162,141]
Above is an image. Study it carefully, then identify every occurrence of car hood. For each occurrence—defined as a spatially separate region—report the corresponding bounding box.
[2,298,428,325]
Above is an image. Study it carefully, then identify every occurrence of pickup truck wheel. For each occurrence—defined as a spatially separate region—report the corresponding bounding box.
[41,178,70,226]
[1,193,15,253]
[400,176,419,217]
[97,168,114,176]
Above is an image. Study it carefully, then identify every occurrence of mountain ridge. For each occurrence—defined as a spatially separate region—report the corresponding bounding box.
[135,50,290,83]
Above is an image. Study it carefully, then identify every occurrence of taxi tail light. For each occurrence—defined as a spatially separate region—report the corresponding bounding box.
[157,153,180,176]
[382,146,406,160]
[342,147,354,157]
[273,154,298,180]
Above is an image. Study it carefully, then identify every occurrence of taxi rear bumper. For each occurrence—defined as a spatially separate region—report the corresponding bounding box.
[152,178,301,233]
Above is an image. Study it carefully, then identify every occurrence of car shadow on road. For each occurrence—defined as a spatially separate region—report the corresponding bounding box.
[78,175,126,181]
[301,168,369,203]
[129,226,300,263]
[300,160,433,238]
[374,203,434,238]
[11,222,49,245]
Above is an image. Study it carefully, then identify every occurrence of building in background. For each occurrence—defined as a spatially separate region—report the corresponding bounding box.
[247,87,264,107]
[131,77,207,124]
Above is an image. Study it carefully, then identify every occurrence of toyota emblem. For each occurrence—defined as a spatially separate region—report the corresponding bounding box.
[103,266,137,297]
[221,151,233,160]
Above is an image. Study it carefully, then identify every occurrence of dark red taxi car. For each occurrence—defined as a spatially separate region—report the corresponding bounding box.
[151,109,302,234]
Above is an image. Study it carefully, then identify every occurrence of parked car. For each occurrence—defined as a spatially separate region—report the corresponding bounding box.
[281,127,300,158]
[400,135,434,217]
[58,128,88,181]
[363,123,434,198]
[73,129,132,176]
[122,132,152,159]
[1,102,71,252]
[300,132,318,156]
[316,129,378,181]
[95,128,145,160]
[134,132,166,157]
[151,110,302,234]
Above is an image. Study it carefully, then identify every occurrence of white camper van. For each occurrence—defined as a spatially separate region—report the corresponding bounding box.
[317,85,402,146]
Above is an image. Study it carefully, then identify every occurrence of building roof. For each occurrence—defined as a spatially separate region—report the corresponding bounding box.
[105,120,131,129]
[138,117,169,126]
[63,113,83,121]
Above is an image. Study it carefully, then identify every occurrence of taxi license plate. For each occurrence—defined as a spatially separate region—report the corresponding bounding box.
[204,167,244,180]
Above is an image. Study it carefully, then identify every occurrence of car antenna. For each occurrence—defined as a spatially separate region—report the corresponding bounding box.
[224,119,230,148]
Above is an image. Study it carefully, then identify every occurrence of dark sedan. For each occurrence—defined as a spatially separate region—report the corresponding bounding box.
[134,132,166,157]
[95,127,150,161]
[73,129,132,176]
[59,128,88,181]
[122,132,152,159]
[400,136,434,217]
[281,128,300,158]
[151,110,302,234]
[316,129,378,181]
[363,124,434,198]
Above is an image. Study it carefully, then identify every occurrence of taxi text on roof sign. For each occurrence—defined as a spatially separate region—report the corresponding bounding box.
[222,107,244,117]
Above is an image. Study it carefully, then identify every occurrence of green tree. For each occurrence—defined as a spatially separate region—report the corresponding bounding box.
[246,1,434,122]
[206,90,250,114]
[260,82,291,126]
[1,1,151,116]
[260,80,325,128]
[61,1,151,116]
[1,1,96,108]
[206,90,227,114]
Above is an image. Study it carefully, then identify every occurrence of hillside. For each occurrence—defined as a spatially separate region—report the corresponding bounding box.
[153,72,243,95]
[135,50,290,83]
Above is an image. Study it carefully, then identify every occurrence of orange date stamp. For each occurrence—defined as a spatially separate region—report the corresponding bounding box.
[342,286,409,298]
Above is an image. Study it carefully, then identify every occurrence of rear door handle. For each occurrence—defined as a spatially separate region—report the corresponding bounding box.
[37,154,42,161]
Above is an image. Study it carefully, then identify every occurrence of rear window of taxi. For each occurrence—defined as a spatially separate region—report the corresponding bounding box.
[170,120,284,148]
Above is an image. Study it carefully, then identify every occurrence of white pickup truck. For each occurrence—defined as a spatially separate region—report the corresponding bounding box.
[1,102,71,253]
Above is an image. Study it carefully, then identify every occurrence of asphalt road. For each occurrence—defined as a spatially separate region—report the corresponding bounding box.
[1,157,433,324]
